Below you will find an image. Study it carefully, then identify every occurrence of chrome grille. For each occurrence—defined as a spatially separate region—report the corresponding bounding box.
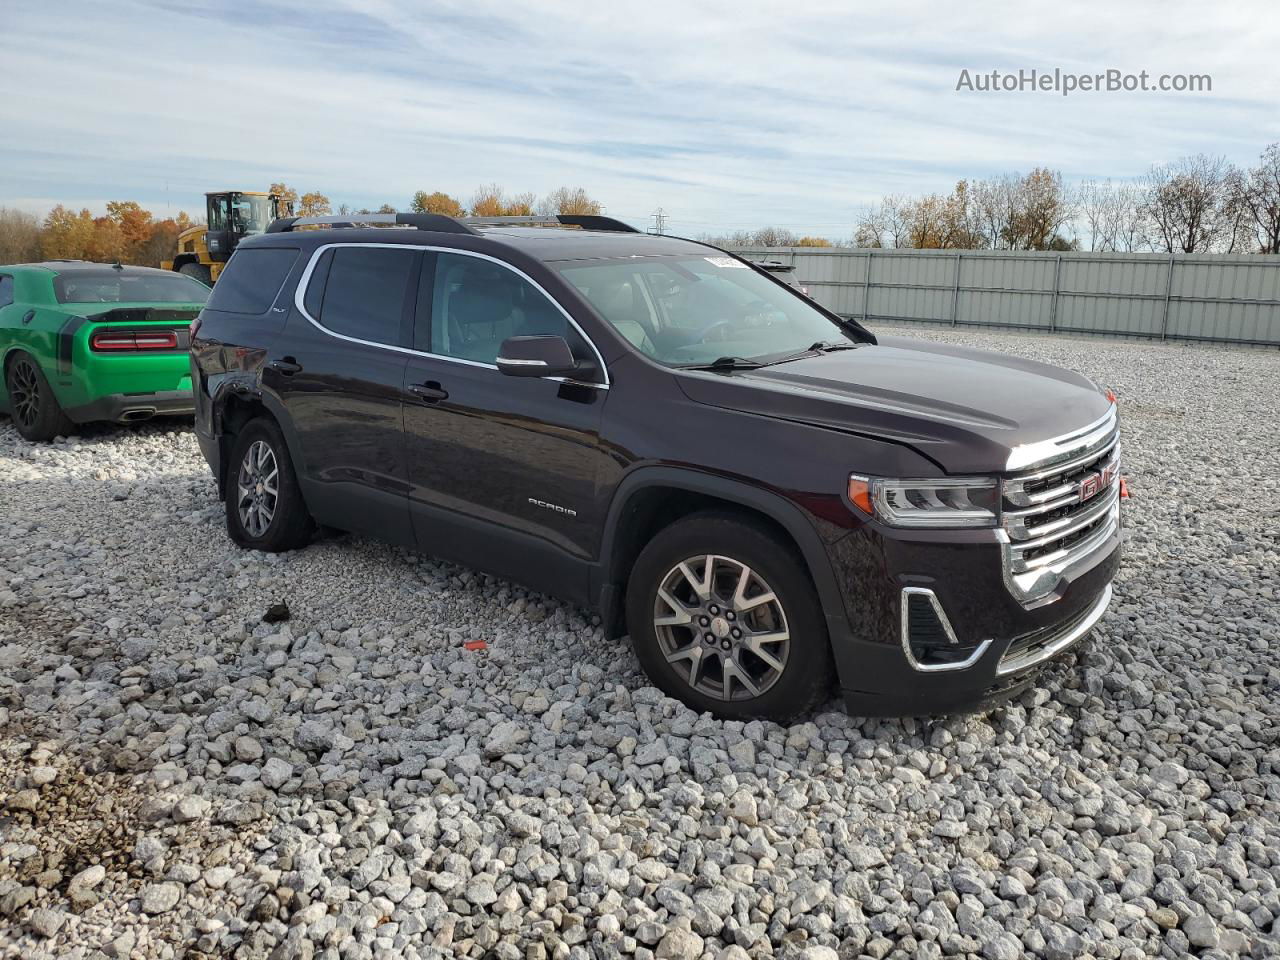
[1000,410,1120,605]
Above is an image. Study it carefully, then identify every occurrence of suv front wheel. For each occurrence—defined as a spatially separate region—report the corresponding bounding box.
[626,513,832,722]
[225,417,314,552]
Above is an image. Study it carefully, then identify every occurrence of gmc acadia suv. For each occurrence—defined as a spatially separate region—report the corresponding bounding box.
[190,213,1121,721]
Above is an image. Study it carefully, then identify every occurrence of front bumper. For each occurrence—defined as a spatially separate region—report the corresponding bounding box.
[825,512,1121,717]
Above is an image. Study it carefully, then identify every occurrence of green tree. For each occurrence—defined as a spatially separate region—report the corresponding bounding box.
[411,190,465,216]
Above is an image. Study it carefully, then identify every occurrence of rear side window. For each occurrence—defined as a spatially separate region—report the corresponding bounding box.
[316,247,416,347]
[0,276,13,308]
[207,247,299,315]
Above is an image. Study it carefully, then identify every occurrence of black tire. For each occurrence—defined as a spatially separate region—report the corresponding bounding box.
[225,417,314,552]
[179,262,213,286]
[5,352,75,442]
[625,512,833,722]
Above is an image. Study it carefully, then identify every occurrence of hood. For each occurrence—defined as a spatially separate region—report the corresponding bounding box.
[675,335,1113,474]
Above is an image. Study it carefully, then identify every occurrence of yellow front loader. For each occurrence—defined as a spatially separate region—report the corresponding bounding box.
[162,190,293,284]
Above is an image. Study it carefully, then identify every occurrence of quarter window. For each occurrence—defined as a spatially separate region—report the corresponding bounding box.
[425,252,583,365]
[0,276,13,309]
[207,248,299,315]
[316,247,416,347]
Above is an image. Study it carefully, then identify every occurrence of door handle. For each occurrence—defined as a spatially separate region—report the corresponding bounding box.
[269,357,303,375]
[408,381,448,402]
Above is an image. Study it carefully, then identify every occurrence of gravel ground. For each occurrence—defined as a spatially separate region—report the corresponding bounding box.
[1,325,1278,960]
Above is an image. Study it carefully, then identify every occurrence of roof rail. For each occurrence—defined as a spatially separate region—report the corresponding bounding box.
[265,212,640,235]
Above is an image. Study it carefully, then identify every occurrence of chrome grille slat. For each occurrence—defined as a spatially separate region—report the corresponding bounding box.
[1000,412,1121,605]
[1004,436,1119,506]
[1009,495,1119,574]
[1006,482,1120,546]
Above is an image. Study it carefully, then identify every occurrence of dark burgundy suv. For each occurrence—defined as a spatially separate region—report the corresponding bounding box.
[190,214,1121,721]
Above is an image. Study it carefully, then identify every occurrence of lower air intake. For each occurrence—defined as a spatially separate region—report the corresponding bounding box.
[901,588,992,672]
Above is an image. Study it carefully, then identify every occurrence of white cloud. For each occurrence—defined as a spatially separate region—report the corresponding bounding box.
[1,0,1277,237]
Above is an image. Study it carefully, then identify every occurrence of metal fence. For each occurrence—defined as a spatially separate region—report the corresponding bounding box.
[727,247,1280,347]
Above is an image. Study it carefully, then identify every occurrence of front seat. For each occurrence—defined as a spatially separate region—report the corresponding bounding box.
[446,266,521,362]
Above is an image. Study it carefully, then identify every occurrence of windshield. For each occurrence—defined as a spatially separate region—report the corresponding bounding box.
[559,255,850,366]
[54,272,211,304]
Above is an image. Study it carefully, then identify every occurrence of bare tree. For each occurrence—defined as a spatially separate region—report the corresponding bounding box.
[538,187,602,216]
[1142,154,1239,253]
[1076,179,1146,251]
[0,207,42,264]
[1237,143,1280,254]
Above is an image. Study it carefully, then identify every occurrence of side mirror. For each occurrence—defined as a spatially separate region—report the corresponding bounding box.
[496,335,579,378]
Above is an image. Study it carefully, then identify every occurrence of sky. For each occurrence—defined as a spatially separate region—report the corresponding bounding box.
[2,0,1278,240]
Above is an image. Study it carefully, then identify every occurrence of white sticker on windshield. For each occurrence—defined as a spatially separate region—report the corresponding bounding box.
[703,257,748,268]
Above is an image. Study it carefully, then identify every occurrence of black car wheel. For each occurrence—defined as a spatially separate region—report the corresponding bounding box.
[626,512,833,722]
[225,417,314,552]
[5,352,74,442]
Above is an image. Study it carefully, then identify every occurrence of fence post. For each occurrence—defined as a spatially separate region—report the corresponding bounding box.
[1160,254,1176,340]
[1048,254,1063,333]
[862,251,872,325]
[951,252,962,326]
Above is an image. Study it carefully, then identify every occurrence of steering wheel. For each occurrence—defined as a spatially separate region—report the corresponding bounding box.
[698,320,737,342]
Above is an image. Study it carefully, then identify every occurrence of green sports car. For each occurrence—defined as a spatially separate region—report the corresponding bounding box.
[0,261,210,441]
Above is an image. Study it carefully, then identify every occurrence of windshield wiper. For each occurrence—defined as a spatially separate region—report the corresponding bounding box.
[677,356,766,371]
[756,340,862,367]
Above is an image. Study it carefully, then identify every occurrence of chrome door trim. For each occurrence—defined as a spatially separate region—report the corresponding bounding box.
[291,242,610,388]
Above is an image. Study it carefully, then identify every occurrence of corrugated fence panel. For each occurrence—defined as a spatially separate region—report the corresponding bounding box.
[729,247,1280,346]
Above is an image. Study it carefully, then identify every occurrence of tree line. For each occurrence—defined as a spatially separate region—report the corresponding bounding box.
[270,183,604,220]
[707,144,1280,254]
[0,184,606,268]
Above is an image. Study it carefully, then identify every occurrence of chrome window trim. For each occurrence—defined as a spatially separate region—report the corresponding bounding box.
[996,583,1112,676]
[291,242,610,388]
[900,587,993,673]
[1005,404,1117,472]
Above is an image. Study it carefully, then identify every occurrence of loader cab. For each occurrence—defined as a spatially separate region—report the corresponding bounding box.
[204,191,290,262]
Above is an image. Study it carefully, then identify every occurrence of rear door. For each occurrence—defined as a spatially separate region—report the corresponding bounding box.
[401,250,609,602]
[273,244,419,545]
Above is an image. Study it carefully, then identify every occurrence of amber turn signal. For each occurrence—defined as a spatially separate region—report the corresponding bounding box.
[848,475,873,514]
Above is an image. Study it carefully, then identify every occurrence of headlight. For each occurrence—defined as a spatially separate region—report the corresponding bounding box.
[848,475,998,528]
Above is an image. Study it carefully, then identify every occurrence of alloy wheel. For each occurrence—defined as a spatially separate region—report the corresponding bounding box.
[10,360,40,429]
[236,440,279,538]
[653,554,791,701]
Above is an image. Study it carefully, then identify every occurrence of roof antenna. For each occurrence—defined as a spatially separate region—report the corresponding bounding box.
[112,261,124,271]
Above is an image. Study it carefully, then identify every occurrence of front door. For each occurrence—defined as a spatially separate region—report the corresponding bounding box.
[401,250,609,603]
[273,244,418,545]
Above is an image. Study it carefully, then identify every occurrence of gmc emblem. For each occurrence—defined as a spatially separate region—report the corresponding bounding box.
[1079,461,1117,503]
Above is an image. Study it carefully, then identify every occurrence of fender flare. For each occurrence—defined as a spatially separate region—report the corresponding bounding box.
[592,465,852,650]
[208,381,309,500]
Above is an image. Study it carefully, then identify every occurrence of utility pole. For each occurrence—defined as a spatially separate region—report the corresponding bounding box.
[650,208,667,235]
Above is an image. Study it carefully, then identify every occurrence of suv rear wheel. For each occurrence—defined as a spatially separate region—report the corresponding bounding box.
[225,417,314,551]
[626,513,832,721]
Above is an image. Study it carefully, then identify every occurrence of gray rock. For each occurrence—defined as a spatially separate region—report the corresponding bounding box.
[140,882,183,915]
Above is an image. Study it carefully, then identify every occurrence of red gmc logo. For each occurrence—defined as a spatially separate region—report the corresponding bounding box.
[1079,462,1117,503]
